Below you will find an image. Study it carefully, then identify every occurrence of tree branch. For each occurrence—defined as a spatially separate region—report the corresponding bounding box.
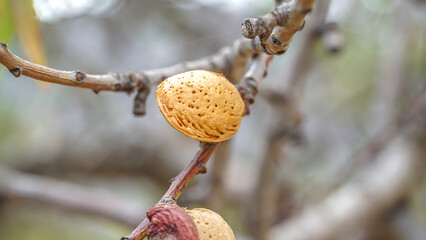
[0,38,263,116]
[268,135,424,240]
[0,167,146,226]
[122,142,219,240]
[123,49,274,240]
[251,1,333,238]
[268,79,426,239]
[237,53,273,115]
[242,0,317,55]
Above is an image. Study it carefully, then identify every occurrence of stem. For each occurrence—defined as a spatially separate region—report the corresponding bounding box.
[122,142,220,240]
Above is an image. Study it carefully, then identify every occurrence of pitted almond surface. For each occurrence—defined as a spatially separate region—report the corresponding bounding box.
[186,208,235,240]
[156,70,244,142]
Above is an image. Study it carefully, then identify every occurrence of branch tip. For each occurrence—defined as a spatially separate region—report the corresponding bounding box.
[242,19,256,39]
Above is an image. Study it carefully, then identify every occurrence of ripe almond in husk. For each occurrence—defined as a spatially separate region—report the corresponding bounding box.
[186,208,235,240]
[156,70,244,142]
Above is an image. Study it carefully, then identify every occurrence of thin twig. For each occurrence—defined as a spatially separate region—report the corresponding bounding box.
[0,167,145,226]
[237,53,274,115]
[268,87,426,239]
[252,1,332,238]
[124,51,274,240]
[122,142,219,240]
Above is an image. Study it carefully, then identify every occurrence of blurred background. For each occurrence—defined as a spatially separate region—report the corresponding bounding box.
[0,0,425,239]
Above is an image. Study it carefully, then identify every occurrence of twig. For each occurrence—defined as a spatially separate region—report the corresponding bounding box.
[0,167,145,226]
[0,38,263,116]
[237,53,274,115]
[124,50,274,240]
[242,0,317,55]
[251,1,333,237]
[122,142,219,240]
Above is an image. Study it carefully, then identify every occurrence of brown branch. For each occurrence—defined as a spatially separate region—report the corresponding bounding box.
[268,86,426,238]
[0,167,146,226]
[251,1,332,238]
[123,49,275,240]
[122,142,219,240]
[268,135,424,240]
[242,0,317,55]
[0,38,263,116]
[237,53,274,115]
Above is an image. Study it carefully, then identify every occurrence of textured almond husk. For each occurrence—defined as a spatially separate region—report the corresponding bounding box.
[186,208,235,240]
[156,70,244,142]
[147,204,199,240]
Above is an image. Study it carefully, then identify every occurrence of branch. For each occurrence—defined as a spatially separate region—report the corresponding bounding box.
[268,80,426,240]
[123,49,275,240]
[268,134,424,240]
[242,0,317,55]
[251,1,333,238]
[0,38,263,116]
[122,142,219,240]
[0,167,145,226]
[237,53,274,115]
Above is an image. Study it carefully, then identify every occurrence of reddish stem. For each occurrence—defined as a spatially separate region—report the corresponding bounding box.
[122,142,220,240]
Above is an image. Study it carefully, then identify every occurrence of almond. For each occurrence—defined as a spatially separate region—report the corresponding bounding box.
[186,208,235,240]
[156,70,244,142]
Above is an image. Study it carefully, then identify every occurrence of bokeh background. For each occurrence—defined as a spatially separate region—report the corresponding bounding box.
[0,0,425,239]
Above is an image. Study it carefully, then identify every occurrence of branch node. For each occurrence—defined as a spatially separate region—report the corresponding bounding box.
[93,90,100,94]
[132,73,151,116]
[242,19,256,39]
[75,71,86,83]
[198,165,207,174]
[271,34,282,46]
[10,67,23,78]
